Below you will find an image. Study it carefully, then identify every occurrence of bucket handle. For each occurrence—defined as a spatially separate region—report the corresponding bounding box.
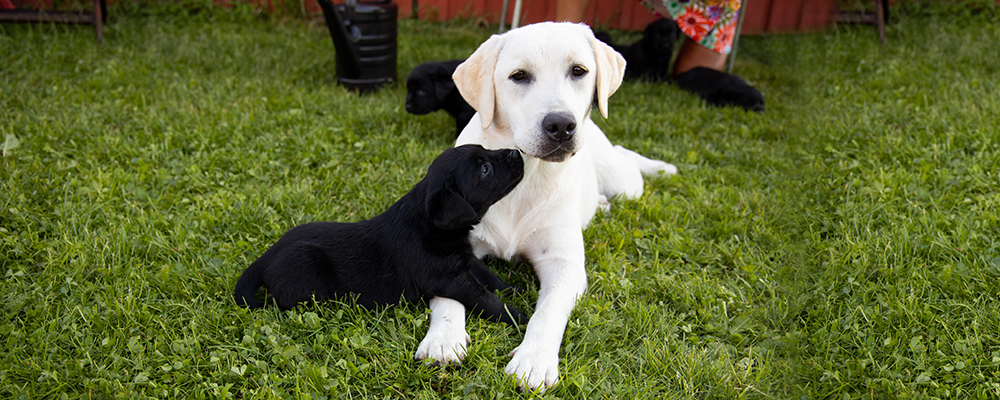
[342,0,361,42]
[316,0,363,76]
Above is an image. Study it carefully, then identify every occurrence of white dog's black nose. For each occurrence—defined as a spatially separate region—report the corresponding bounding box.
[542,112,576,142]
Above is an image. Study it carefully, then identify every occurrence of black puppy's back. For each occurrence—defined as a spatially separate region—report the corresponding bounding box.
[234,222,383,309]
[597,19,680,81]
[233,145,527,326]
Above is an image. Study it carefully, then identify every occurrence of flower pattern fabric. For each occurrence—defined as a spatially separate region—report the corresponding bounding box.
[676,8,713,39]
[641,0,742,54]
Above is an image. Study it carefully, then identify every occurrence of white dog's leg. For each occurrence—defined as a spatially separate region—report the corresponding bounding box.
[614,145,678,176]
[588,128,645,199]
[597,194,611,213]
[414,297,471,365]
[505,231,588,390]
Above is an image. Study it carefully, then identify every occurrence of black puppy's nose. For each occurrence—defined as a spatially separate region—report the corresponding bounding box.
[542,112,576,142]
[503,149,523,167]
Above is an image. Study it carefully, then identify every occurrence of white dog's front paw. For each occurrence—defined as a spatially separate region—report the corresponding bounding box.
[505,345,560,391]
[655,161,678,175]
[414,329,471,366]
[597,195,611,213]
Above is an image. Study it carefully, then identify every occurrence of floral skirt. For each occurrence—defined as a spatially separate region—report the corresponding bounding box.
[641,0,742,54]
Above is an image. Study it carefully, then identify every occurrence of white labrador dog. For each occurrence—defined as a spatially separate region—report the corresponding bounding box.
[413,22,677,390]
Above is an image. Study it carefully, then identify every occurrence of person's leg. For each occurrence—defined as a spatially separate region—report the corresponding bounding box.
[556,0,591,22]
[637,0,762,110]
[672,37,727,76]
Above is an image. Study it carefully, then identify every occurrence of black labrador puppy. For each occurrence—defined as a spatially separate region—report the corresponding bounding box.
[595,19,680,81]
[673,67,765,112]
[233,144,527,326]
[405,59,476,137]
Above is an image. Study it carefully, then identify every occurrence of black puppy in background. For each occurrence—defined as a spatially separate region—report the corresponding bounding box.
[598,19,764,112]
[234,144,527,326]
[674,67,765,112]
[595,19,680,81]
[405,59,476,137]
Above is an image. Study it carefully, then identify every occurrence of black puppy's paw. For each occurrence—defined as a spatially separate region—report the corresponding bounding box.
[502,304,529,326]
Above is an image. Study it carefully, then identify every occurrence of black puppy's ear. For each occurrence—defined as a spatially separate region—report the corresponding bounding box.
[426,180,479,230]
[434,65,457,102]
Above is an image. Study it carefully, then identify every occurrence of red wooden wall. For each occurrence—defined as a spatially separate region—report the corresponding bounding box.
[5,0,328,15]
[10,0,931,34]
[398,0,839,33]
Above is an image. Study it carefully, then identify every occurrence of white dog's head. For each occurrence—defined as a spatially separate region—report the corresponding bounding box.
[454,22,626,162]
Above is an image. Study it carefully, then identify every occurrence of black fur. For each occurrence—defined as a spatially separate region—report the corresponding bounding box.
[596,19,680,81]
[673,67,765,112]
[405,59,476,137]
[233,145,528,326]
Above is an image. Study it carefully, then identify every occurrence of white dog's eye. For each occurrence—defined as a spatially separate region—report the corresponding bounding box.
[509,70,529,82]
[481,162,493,177]
[571,66,588,77]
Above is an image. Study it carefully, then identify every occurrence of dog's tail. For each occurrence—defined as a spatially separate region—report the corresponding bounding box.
[233,257,266,309]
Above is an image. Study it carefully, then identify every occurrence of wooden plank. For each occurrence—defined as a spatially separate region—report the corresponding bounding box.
[519,0,553,26]
[741,0,773,35]
[0,9,95,24]
[766,0,804,32]
[405,0,836,33]
[798,0,834,31]
[624,1,657,31]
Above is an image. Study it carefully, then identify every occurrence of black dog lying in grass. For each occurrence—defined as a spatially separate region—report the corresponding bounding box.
[673,67,765,112]
[597,19,764,112]
[233,144,527,326]
[595,19,680,81]
[405,59,476,137]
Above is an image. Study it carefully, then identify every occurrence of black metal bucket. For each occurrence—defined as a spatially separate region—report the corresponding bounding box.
[316,0,397,93]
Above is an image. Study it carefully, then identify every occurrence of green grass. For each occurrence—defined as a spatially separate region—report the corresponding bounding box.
[2,4,999,399]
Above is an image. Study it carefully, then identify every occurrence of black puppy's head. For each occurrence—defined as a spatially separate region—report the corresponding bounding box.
[424,144,524,231]
[642,18,680,55]
[405,59,464,115]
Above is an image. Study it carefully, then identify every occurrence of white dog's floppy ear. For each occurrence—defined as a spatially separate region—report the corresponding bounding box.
[586,28,626,119]
[454,34,505,130]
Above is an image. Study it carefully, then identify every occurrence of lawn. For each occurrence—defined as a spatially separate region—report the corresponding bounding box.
[2,2,999,399]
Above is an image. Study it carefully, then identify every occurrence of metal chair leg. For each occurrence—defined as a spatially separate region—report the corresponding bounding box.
[510,0,522,30]
[499,0,508,32]
[726,0,748,74]
[94,0,104,45]
[876,0,886,44]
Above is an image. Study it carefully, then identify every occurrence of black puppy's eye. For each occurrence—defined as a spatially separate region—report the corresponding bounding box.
[509,70,528,82]
[480,162,493,177]
[571,66,588,77]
